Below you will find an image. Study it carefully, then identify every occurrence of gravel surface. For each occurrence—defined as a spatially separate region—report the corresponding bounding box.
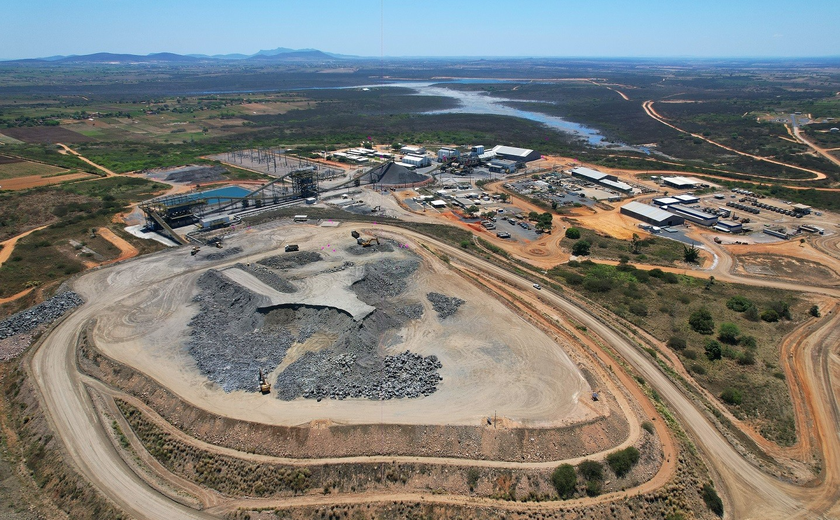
[164,165,227,183]
[346,241,395,255]
[201,246,244,261]
[233,263,297,293]
[398,303,424,320]
[0,291,84,340]
[187,271,292,393]
[258,251,322,270]
[351,259,419,304]
[427,292,465,319]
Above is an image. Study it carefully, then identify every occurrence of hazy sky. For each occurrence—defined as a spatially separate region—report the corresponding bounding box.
[3,0,839,60]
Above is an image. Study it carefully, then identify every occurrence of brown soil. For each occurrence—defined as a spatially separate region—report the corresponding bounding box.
[0,127,94,144]
[0,172,96,190]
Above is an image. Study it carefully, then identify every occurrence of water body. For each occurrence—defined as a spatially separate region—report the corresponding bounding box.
[189,186,251,205]
[374,81,650,153]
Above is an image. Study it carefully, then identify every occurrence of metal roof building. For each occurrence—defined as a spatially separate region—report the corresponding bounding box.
[491,145,542,163]
[674,194,700,204]
[714,221,743,233]
[601,178,633,193]
[571,167,610,182]
[662,176,701,189]
[668,204,718,226]
[653,197,681,206]
[620,201,685,227]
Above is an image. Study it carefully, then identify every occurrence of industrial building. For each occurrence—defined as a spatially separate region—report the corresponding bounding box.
[674,194,699,205]
[437,147,460,162]
[401,154,431,167]
[400,145,426,155]
[491,145,541,163]
[668,204,719,226]
[488,158,518,173]
[662,176,702,189]
[714,221,743,233]
[652,197,681,207]
[571,167,633,193]
[621,201,685,227]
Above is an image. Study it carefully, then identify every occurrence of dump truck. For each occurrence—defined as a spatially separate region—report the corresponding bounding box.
[190,246,201,256]
[284,244,299,252]
[258,369,271,395]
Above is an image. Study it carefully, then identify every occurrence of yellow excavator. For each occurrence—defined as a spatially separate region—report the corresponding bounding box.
[350,230,380,247]
[258,369,271,394]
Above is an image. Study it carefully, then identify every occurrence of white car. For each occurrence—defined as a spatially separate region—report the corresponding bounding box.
[533,283,542,290]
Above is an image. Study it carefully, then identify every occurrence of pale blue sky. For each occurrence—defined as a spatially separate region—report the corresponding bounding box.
[3,0,839,60]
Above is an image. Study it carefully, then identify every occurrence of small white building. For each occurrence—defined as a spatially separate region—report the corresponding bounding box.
[402,154,431,167]
[400,145,426,155]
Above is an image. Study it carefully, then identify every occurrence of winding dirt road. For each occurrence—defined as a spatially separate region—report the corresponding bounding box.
[24,216,840,519]
[642,101,829,181]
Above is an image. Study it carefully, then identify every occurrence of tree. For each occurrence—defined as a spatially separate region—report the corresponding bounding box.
[744,305,760,322]
[577,460,603,482]
[667,336,687,350]
[683,243,700,263]
[630,233,643,254]
[689,307,715,334]
[726,296,753,312]
[761,309,780,322]
[565,227,581,239]
[528,211,540,221]
[498,193,509,202]
[536,212,553,232]
[705,339,722,361]
[465,205,479,217]
[551,464,577,499]
[810,305,821,317]
[572,240,591,256]
[718,322,740,344]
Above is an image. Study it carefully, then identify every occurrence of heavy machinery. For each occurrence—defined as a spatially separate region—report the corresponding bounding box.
[285,244,299,252]
[191,246,201,256]
[258,369,271,394]
[350,230,380,247]
[207,237,223,248]
[714,237,722,244]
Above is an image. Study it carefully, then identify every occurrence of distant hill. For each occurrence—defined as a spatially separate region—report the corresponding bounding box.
[2,47,342,64]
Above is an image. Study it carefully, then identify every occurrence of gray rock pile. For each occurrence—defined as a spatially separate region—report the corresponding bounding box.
[234,263,297,293]
[202,246,244,261]
[258,251,322,270]
[346,241,395,255]
[351,259,419,304]
[187,271,292,392]
[0,291,84,340]
[427,292,465,319]
[276,349,442,401]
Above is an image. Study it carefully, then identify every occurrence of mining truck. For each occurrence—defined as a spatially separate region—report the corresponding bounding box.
[258,369,271,394]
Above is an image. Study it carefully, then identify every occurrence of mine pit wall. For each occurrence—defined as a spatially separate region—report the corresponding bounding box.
[78,326,630,463]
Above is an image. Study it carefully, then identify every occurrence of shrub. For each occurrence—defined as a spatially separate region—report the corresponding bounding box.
[629,302,648,317]
[726,295,753,312]
[744,305,760,322]
[761,309,780,322]
[737,350,756,366]
[649,268,665,279]
[809,305,821,317]
[702,483,724,516]
[718,322,740,344]
[705,339,722,361]
[577,460,603,482]
[565,227,581,239]
[583,277,612,293]
[641,421,654,434]
[606,447,640,477]
[683,349,698,360]
[691,363,707,375]
[720,387,743,405]
[663,272,679,284]
[689,307,715,334]
[667,336,687,351]
[551,464,577,499]
[769,301,791,320]
[585,479,602,496]
[572,240,591,256]
[739,335,757,349]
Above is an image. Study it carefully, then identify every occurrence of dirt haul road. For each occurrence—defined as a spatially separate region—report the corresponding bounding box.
[27,222,840,519]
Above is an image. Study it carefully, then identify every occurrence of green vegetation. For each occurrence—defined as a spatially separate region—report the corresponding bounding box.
[726,295,754,312]
[564,227,581,239]
[689,307,715,335]
[702,483,724,517]
[572,240,591,256]
[606,446,641,478]
[577,459,604,497]
[718,322,741,344]
[546,258,804,446]
[551,464,577,499]
[560,226,685,266]
[810,305,821,317]
[704,340,722,361]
